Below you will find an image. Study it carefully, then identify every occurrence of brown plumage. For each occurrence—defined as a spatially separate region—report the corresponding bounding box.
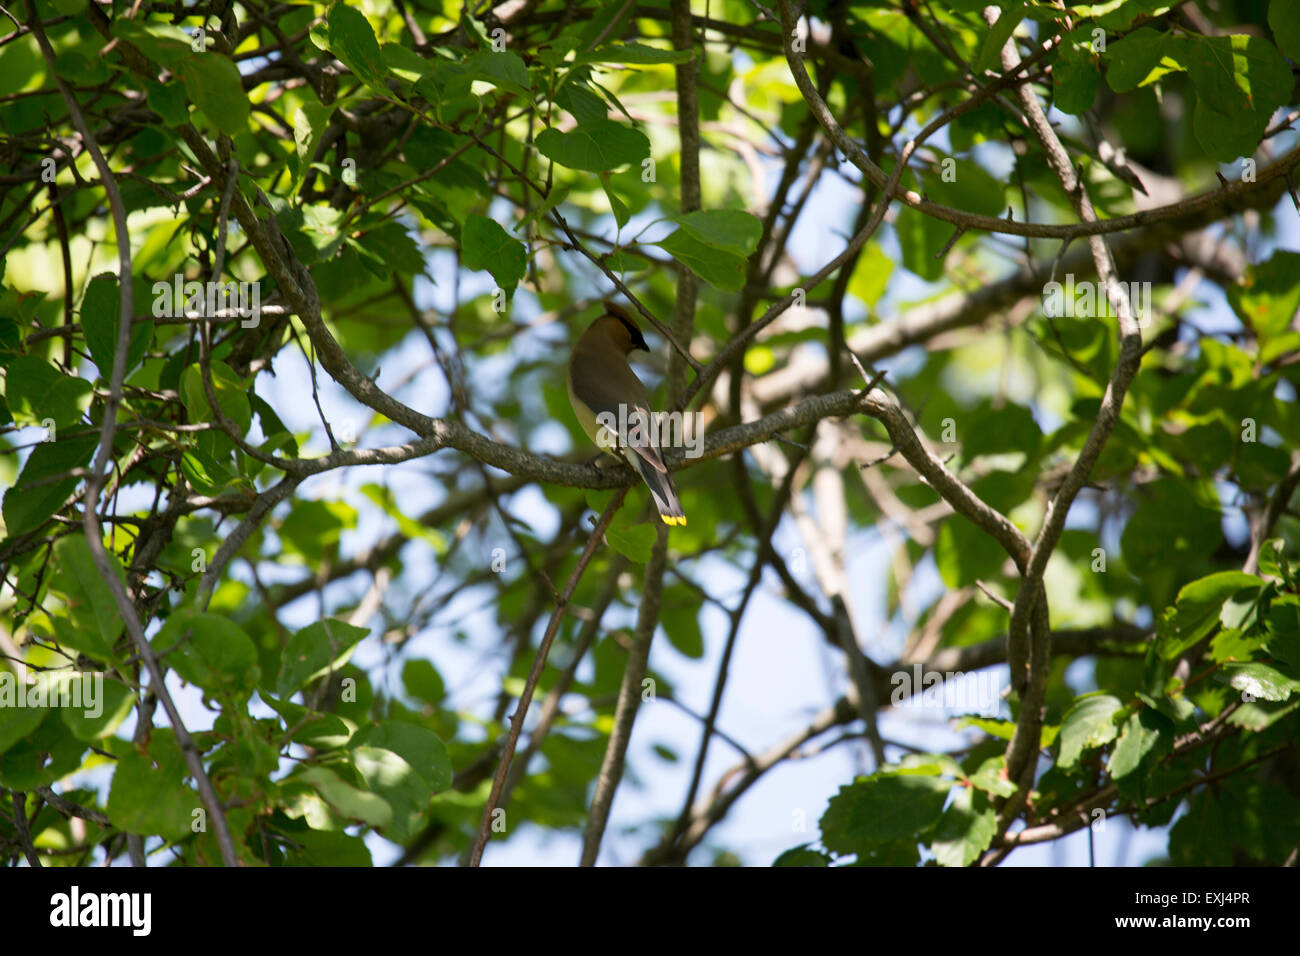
[567,303,686,526]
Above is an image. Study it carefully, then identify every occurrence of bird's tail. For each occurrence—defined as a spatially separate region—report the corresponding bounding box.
[629,454,686,526]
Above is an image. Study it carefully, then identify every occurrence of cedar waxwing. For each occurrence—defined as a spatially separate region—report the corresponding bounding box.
[568,303,687,526]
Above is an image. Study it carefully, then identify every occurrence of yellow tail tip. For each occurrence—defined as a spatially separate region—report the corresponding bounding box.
[661,515,687,527]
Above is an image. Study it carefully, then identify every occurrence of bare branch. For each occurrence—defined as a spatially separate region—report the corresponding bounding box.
[469,490,627,866]
[27,0,240,867]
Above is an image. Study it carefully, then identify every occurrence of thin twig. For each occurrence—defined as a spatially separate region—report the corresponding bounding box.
[467,489,627,866]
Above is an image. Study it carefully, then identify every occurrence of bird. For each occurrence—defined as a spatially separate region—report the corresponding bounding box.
[567,302,686,526]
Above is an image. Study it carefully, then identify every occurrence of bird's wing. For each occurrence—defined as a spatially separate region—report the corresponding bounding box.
[569,347,669,474]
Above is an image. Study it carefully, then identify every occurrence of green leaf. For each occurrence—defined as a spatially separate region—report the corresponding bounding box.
[144,78,189,127]
[351,222,428,277]
[81,273,152,380]
[464,50,532,95]
[175,55,250,136]
[153,611,260,699]
[460,214,527,292]
[555,80,608,125]
[49,534,127,660]
[0,315,25,357]
[968,756,1018,797]
[535,119,650,171]
[383,42,434,82]
[261,693,354,748]
[1137,691,1196,724]
[350,744,426,838]
[0,694,47,755]
[935,515,1005,588]
[1092,0,1175,31]
[1227,697,1300,731]
[1107,708,1172,782]
[576,42,694,65]
[820,773,951,853]
[2,435,98,537]
[1178,33,1292,120]
[291,103,335,195]
[106,732,198,841]
[180,360,252,433]
[402,659,445,704]
[1120,478,1222,576]
[1168,789,1234,865]
[296,765,392,828]
[930,786,997,866]
[1156,570,1261,659]
[899,752,966,778]
[921,161,1006,219]
[1177,33,1292,161]
[956,715,1017,741]
[296,202,347,259]
[4,356,92,428]
[1192,96,1265,162]
[60,677,136,742]
[352,720,453,792]
[1220,662,1300,702]
[0,711,85,789]
[652,743,678,762]
[251,393,300,460]
[575,1,637,52]
[1054,54,1099,114]
[962,401,1042,463]
[277,619,369,699]
[1257,538,1290,584]
[1106,28,1181,93]
[110,19,191,67]
[281,826,373,865]
[1179,570,1263,605]
[662,601,704,658]
[1058,693,1123,767]
[1227,251,1300,341]
[654,228,747,291]
[894,206,947,281]
[773,844,833,866]
[847,241,894,307]
[606,522,656,562]
[179,446,238,496]
[600,175,630,228]
[671,210,762,257]
[279,497,356,560]
[1271,0,1300,61]
[325,2,386,87]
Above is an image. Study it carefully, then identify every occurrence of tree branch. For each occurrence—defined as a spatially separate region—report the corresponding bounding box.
[468,489,627,866]
[27,0,240,867]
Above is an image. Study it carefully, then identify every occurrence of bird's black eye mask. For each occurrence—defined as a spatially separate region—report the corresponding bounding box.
[609,310,649,352]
